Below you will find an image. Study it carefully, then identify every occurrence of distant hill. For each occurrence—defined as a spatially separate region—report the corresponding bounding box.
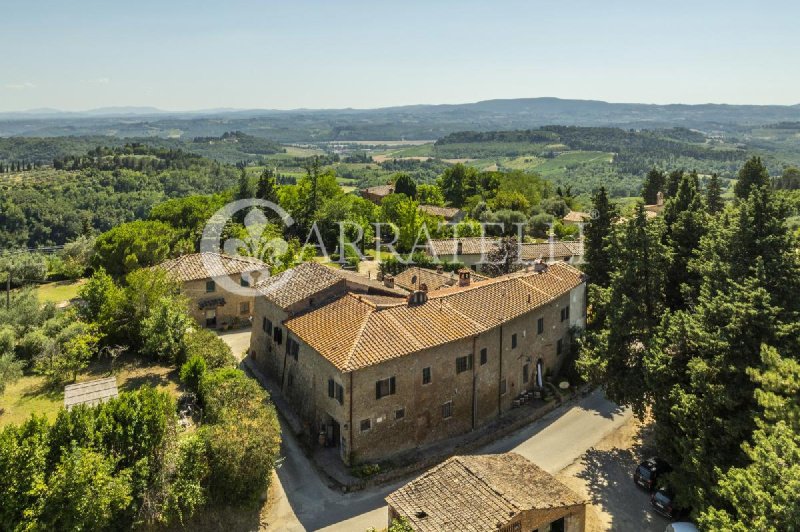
[3,97,800,141]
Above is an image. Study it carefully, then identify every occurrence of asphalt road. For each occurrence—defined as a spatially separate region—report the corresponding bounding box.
[265,389,634,531]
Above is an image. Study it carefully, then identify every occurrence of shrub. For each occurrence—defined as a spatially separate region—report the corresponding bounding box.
[180,355,207,394]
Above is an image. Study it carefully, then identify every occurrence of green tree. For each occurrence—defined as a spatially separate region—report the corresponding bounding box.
[662,171,706,309]
[698,345,800,531]
[734,156,770,200]
[180,355,207,394]
[255,168,279,204]
[578,206,668,417]
[92,220,178,277]
[582,186,616,287]
[665,169,684,198]
[642,167,665,204]
[705,173,723,213]
[416,184,445,206]
[140,296,193,364]
[183,328,236,369]
[0,416,50,529]
[393,173,417,199]
[438,163,478,207]
[28,447,133,531]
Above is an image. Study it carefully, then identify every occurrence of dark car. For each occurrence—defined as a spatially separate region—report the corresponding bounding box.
[650,487,689,519]
[634,457,672,491]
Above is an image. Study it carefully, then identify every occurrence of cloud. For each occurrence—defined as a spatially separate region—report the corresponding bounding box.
[4,82,36,90]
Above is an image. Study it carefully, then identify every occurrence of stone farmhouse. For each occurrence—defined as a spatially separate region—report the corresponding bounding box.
[156,252,267,329]
[386,453,587,532]
[249,260,586,466]
[426,237,584,269]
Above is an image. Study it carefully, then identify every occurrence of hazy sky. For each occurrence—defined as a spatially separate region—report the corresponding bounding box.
[1,0,798,111]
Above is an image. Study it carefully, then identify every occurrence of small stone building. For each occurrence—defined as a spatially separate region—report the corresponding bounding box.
[386,453,587,532]
[156,252,268,329]
[361,184,395,205]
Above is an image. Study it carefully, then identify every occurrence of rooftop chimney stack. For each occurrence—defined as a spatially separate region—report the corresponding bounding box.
[458,268,471,287]
[533,259,548,274]
[383,274,395,288]
[436,264,444,274]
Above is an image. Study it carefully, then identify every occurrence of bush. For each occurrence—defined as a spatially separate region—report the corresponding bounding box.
[183,328,236,369]
[180,355,207,394]
[351,463,381,478]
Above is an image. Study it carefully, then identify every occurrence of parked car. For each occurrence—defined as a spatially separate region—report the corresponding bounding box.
[634,456,672,491]
[651,487,689,519]
[665,523,699,532]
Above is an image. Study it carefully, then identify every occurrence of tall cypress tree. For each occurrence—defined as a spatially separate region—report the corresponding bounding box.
[642,168,665,204]
[666,169,684,198]
[705,173,723,213]
[583,186,616,287]
[663,171,706,309]
[255,168,278,203]
[578,205,669,417]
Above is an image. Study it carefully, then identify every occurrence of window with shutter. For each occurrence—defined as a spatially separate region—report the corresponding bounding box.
[422,367,431,385]
[328,378,334,398]
[376,377,395,399]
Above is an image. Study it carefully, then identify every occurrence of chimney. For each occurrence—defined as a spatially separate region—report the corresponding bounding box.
[533,259,548,274]
[458,268,471,287]
[383,274,395,288]
[456,241,463,255]
[436,264,444,274]
[407,290,428,306]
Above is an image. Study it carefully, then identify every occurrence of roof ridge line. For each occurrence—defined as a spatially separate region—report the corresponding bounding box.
[381,310,426,352]
[343,297,377,372]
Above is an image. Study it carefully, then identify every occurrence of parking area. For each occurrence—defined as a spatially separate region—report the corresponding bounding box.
[556,416,671,531]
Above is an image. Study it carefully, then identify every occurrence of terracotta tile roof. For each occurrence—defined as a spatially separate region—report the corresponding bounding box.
[285,262,584,371]
[418,204,462,220]
[386,453,586,532]
[332,268,410,297]
[426,237,584,261]
[427,236,502,257]
[562,211,590,223]
[393,266,489,292]
[362,184,395,197]
[255,262,344,309]
[156,252,267,282]
[519,241,583,260]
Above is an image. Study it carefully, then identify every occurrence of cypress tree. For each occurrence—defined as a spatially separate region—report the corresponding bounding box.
[582,186,616,287]
[733,156,770,200]
[642,168,665,204]
[705,173,723,213]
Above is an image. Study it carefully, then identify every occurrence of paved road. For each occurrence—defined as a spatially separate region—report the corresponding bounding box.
[218,328,252,362]
[265,389,633,531]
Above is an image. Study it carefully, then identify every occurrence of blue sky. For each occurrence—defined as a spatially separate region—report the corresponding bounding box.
[1,0,798,111]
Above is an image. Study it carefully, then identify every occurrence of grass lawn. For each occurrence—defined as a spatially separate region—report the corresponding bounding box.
[0,354,182,428]
[36,278,86,304]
